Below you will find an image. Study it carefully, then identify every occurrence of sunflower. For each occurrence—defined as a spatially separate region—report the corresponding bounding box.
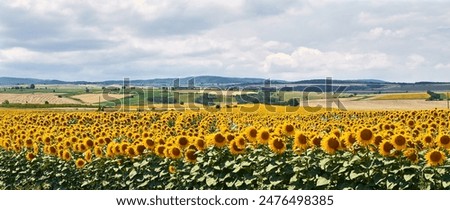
[143,138,155,150]
[234,135,247,149]
[135,144,146,155]
[311,135,322,148]
[84,150,93,162]
[75,158,86,169]
[269,137,286,155]
[391,134,407,151]
[168,165,177,174]
[282,123,295,136]
[331,128,341,138]
[106,143,115,157]
[436,134,450,149]
[25,152,36,161]
[33,143,39,154]
[229,140,245,155]
[194,138,206,151]
[378,140,394,157]
[343,132,357,148]
[125,146,138,158]
[356,128,374,146]
[245,126,258,142]
[258,128,271,145]
[425,149,446,166]
[155,145,166,157]
[120,142,129,155]
[169,146,182,159]
[293,132,309,150]
[177,136,190,149]
[84,138,94,148]
[403,148,419,164]
[62,150,72,161]
[211,133,227,148]
[94,146,103,157]
[48,146,57,156]
[226,133,235,141]
[421,134,434,148]
[321,135,340,154]
[24,139,33,148]
[184,149,197,163]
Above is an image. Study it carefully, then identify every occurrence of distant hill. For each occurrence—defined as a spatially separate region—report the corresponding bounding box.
[2,76,450,93]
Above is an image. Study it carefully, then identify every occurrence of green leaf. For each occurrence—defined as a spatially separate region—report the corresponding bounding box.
[349,171,363,180]
[316,177,330,187]
[289,175,298,184]
[319,158,330,169]
[424,173,434,180]
[102,181,110,187]
[403,174,415,182]
[443,181,450,188]
[266,164,277,172]
[206,177,217,186]
[129,169,137,179]
[241,161,251,167]
[232,165,242,173]
[191,165,200,173]
[224,160,234,168]
[235,180,243,187]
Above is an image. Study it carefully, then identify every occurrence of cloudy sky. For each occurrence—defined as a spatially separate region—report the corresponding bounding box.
[1,0,450,82]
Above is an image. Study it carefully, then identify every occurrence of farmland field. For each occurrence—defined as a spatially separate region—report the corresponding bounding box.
[1,106,450,190]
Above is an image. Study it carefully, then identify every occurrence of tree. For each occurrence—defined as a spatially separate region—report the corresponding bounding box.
[30,84,35,89]
[287,98,300,106]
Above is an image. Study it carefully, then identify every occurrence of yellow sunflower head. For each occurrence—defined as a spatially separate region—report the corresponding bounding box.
[211,133,227,148]
[25,152,36,161]
[194,138,207,151]
[425,149,446,167]
[356,128,374,146]
[184,149,197,163]
[436,134,450,149]
[229,140,246,155]
[245,126,258,142]
[75,158,86,169]
[169,146,182,159]
[421,134,434,148]
[378,140,394,157]
[168,165,177,174]
[258,128,271,145]
[391,134,407,151]
[321,135,340,154]
[281,123,295,136]
[269,137,286,155]
[177,136,190,149]
[403,148,419,164]
[293,131,309,150]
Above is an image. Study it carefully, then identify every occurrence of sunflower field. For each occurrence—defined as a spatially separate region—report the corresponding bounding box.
[1,107,450,190]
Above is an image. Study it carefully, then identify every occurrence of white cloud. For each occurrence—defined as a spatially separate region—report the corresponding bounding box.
[1,1,450,82]
[435,63,450,69]
[263,47,392,76]
[406,54,425,69]
[361,27,409,40]
[358,11,419,25]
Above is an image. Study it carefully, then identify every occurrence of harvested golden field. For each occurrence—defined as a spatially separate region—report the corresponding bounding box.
[0,93,81,104]
[308,99,448,111]
[371,92,430,100]
[71,94,132,104]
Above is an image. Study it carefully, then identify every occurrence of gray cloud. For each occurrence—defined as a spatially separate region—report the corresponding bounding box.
[1,0,450,82]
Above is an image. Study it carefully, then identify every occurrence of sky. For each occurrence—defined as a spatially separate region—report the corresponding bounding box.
[1,0,450,82]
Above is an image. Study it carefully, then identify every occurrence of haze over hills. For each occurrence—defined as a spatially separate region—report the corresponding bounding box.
[1,76,450,93]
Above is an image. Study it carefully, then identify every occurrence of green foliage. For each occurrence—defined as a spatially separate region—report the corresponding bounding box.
[1,146,449,190]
